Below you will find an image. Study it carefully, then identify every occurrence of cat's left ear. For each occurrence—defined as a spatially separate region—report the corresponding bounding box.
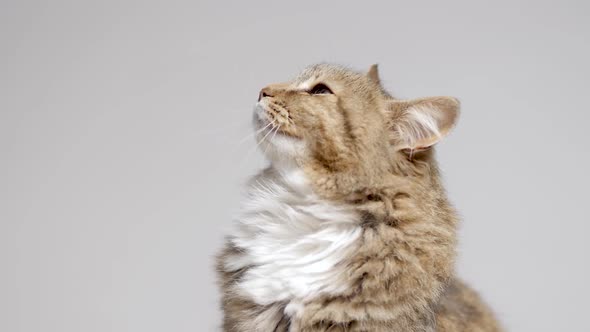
[387,96,460,151]
[367,64,380,84]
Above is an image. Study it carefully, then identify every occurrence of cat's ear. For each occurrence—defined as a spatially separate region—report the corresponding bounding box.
[387,96,460,151]
[367,64,380,84]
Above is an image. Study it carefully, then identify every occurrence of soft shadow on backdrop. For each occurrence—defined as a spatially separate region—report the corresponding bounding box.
[2,1,589,331]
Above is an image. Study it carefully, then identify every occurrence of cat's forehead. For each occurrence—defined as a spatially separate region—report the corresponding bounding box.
[293,64,365,86]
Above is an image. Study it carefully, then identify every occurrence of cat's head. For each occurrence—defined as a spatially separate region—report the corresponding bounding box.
[254,63,459,195]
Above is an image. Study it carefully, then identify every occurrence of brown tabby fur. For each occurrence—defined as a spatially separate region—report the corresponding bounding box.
[217,64,502,331]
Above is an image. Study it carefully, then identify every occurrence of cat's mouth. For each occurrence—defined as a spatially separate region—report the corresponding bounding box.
[254,103,301,140]
[254,116,299,140]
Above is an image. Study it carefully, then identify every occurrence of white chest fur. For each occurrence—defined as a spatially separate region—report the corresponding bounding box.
[224,167,362,311]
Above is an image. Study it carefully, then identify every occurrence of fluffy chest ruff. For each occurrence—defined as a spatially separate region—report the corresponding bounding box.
[223,168,362,311]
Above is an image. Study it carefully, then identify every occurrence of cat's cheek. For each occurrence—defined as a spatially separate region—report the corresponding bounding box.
[290,105,321,130]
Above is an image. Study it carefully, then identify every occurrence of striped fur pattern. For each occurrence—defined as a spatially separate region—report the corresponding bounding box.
[217,64,502,331]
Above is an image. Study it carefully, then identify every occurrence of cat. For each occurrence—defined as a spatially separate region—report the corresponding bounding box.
[217,63,503,332]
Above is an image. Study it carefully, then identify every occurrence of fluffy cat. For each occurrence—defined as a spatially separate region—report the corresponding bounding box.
[217,63,502,332]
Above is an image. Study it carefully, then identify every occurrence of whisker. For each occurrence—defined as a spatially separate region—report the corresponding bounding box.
[235,121,276,168]
[263,125,281,155]
[236,119,274,146]
[270,125,281,142]
[256,124,277,149]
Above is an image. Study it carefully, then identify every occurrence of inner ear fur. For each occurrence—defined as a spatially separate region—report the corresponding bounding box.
[387,96,460,150]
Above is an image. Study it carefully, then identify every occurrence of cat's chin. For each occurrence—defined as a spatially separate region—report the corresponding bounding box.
[260,132,305,169]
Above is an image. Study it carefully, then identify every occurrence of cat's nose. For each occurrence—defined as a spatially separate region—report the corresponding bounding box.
[258,88,273,102]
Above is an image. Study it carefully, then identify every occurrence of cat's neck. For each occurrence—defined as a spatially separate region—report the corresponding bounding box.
[224,165,363,311]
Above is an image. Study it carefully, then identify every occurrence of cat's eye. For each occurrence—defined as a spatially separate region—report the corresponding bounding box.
[309,83,333,95]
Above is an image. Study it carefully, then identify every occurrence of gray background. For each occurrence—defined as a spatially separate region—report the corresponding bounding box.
[2,0,589,331]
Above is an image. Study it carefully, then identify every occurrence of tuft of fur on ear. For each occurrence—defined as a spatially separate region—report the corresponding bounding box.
[388,96,460,151]
[367,64,380,84]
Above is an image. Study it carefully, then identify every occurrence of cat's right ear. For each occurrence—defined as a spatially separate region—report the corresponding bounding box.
[386,96,460,151]
[367,64,380,84]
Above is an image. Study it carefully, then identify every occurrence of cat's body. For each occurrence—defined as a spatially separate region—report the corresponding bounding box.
[217,64,502,331]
